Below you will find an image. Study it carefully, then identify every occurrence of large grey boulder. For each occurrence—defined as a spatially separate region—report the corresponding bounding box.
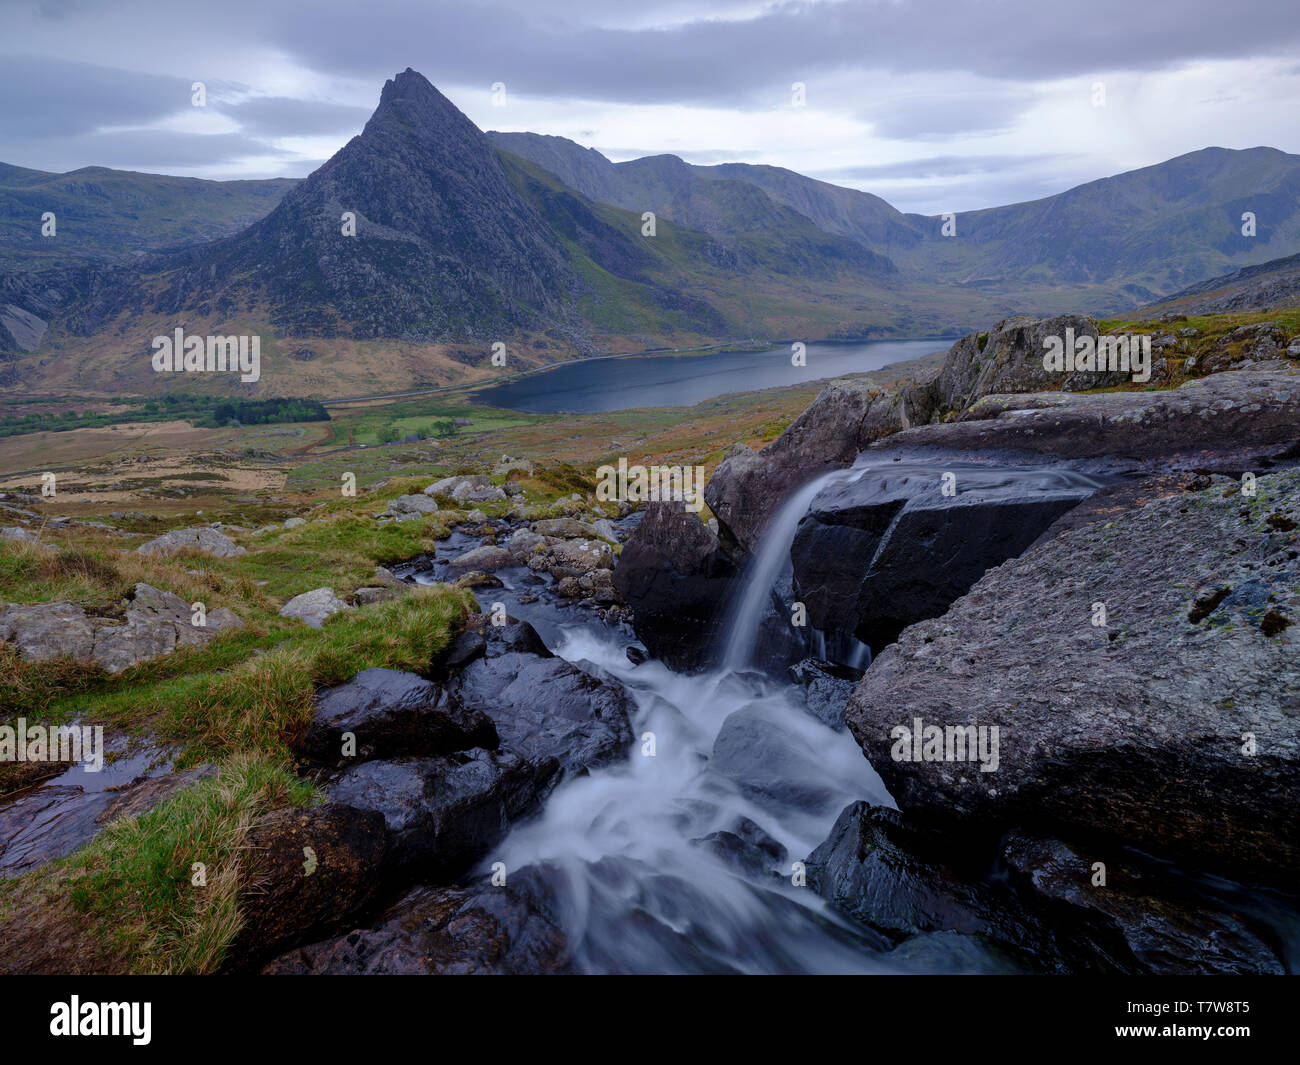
[279,587,349,628]
[137,526,246,558]
[844,468,1300,888]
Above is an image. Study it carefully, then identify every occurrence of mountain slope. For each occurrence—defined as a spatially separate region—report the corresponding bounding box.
[0,163,296,272]
[489,134,1300,303]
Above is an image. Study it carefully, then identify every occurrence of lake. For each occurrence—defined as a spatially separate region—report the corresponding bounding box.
[470,338,948,413]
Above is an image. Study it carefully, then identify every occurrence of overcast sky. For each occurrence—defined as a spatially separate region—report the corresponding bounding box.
[2,0,1298,214]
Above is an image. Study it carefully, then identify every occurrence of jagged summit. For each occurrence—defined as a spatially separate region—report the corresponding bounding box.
[156,68,577,341]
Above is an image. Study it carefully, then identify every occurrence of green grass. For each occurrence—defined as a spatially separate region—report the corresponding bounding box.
[0,754,319,974]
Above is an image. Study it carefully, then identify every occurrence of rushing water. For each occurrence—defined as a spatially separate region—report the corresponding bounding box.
[471,339,945,413]
[410,453,1115,973]
[407,453,1299,973]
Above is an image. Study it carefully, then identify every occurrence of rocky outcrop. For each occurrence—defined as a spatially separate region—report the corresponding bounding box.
[137,526,246,558]
[844,467,1300,889]
[705,374,940,554]
[883,366,1300,462]
[612,502,737,670]
[260,875,569,974]
[0,583,243,673]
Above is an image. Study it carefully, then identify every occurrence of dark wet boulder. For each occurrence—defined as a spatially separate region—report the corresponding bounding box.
[711,706,850,816]
[787,658,862,730]
[448,648,634,777]
[691,816,788,879]
[791,464,1089,649]
[612,501,737,670]
[225,802,388,971]
[807,804,1048,960]
[327,752,557,881]
[298,667,498,765]
[845,467,1300,889]
[1001,832,1285,975]
[260,874,570,974]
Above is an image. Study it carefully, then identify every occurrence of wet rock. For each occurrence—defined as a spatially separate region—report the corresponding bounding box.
[612,502,737,671]
[225,802,388,971]
[298,668,497,765]
[0,760,212,878]
[434,630,486,676]
[807,804,1039,953]
[328,752,557,880]
[279,587,349,628]
[845,468,1300,888]
[446,544,513,572]
[692,816,788,879]
[448,648,635,778]
[711,706,845,815]
[791,466,1088,649]
[260,875,569,974]
[788,659,862,730]
[454,570,503,589]
[137,526,246,558]
[1002,832,1285,974]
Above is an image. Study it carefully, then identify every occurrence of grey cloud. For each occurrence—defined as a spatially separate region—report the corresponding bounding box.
[255,0,1300,107]
[821,154,1066,182]
[8,129,292,174]
[0,55,192,138]
[862,90,1037,140]
[217,96,371,138]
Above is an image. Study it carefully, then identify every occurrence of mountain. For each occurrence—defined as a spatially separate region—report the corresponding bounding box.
[3,69,1300,398]
[489,134,1300,303]
[0,163,296,272]
[1139,251,1300,315]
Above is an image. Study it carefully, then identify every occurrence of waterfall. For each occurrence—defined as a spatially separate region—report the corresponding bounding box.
[720,465,859,671]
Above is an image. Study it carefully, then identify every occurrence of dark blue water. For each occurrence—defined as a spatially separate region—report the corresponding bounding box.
[471,339,946,413]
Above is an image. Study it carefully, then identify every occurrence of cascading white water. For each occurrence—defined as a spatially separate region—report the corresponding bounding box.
[441,453,1112,973]
[720,464,862,671]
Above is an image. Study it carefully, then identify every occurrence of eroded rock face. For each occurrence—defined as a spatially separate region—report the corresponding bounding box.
[298,667,497,765]
[845,468,1300,888]
[136,526,246,558]
[885,366,1300,462]
[260,875,569,974]
[612,502,737,670]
